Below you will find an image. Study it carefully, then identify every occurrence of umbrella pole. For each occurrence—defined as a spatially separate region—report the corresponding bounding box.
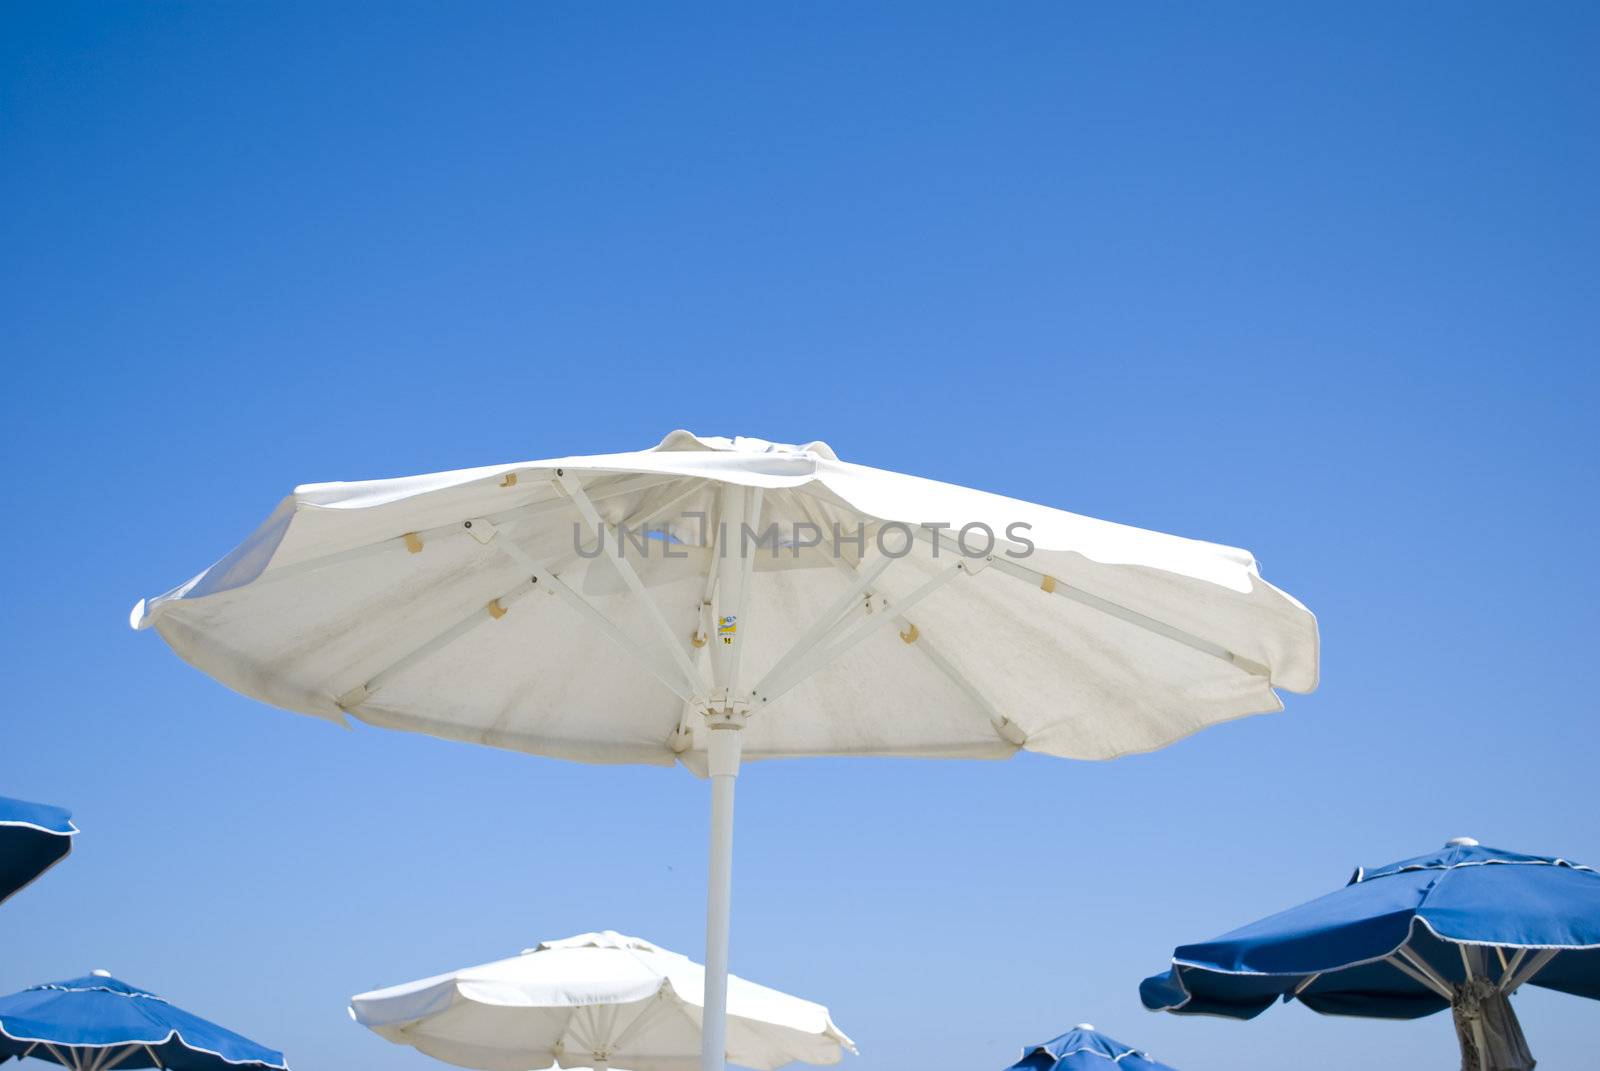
[702,726,743,1071]
[1452,948,1537,1071]
[702,483,754,1071]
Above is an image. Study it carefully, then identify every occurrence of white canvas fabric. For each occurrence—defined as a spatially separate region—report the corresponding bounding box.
[348,931,855,1071]
[131,430,1318,770]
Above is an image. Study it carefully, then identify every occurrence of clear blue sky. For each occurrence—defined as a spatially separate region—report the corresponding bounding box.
[3,4,1596,1069]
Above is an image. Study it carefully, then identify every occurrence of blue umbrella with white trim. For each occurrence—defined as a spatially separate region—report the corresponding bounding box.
[1003,1024,1179,1071]
[0,972,287,1071]
[0,796,76,907]
[1141,838,1600,1071]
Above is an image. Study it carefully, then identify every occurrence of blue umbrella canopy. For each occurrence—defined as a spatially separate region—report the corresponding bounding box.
[0,797,76,907]
[1004,1025,1179,1071]
[1141,838,1600,1071]
[0,973,287,1071]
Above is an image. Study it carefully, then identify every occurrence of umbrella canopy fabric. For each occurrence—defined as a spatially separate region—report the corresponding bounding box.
[1141,839,1600,1071]
[0,796,76,907]
[1141,839,1600,1018]
[349,930,855,1071]
[130,430,1317,767]
[1004,1024,1178,1071]
[132,430,1319,1071]
[0,972,287,1071]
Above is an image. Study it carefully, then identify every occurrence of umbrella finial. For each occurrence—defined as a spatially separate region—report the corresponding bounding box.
[1074,1023,1095,1031]
[91,969,111,978]
[1447,837,1480,847]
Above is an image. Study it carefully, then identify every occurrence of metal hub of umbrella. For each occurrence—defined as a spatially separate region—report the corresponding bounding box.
[1141,838,1600,1071]
[132,430,1318,1071]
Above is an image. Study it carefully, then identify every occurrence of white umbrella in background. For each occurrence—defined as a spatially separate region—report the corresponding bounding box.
[132,430,1318,1071]
[349,930,854,1071]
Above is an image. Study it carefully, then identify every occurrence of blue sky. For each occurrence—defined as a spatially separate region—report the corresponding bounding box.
[2,3,1597,1069]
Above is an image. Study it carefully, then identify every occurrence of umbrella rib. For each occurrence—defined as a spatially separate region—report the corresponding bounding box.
[904,631,1029,747]
[754,562,967,707]
[336,575,546,709]
[917,529,1272,679]
[1460,943,1481,982]
[1387,953,1453,999]
[694,500,723,648]
[754,553,895,697]
[1500,947,1558,994]
[604,991,671,1057]
[1497,948,1527,991]
[494,536,701,703]
[341,530,699,712]
[247,472,679,589]
[557,472,707,695]
[96,1045,140,1071]
[787,515,1024,742]
[565,1004,598,1058]
[723,487,764,701]
[1390,946,1456,1000]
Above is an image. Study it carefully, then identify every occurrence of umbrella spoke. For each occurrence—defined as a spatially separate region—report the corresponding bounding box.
[1498,947,1526,989]
[248,472,681,590]
[1500,948,1558,994]
[1290,973,1321,999]
[492,536,700,703]
[917,529,1272,680]
[557,472,708,697]
[721,487,763,701]
[337,576,545,711]
[1389,946,1455,1000]
[889,623,1028,747]
[782,494,1025,745]
[565,1004,600,1059]
[754,562,967,708]
[96,1044,142,1071]
[754,553,895,699]
[605,991,669,1056]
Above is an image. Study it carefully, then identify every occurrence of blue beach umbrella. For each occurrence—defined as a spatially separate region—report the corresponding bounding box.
[1141,838,1600,1071]
[1003,1024,1179,1071]
[0,972,287,1071]
[0,797,76,907]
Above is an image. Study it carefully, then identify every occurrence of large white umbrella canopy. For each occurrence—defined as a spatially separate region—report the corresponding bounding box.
[132,430,1318,1071]
[349,930,854,1071]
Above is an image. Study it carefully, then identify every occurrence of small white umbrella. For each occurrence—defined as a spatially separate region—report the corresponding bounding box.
[349,931,854,1071]
[132,430,1318,1071]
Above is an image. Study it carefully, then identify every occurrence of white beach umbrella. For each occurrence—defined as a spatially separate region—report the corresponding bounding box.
[131,430,1318,1071]
[349,930,854,1071]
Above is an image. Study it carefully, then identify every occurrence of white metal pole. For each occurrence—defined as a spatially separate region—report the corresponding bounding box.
[701,727,742,1071]
[702,484,749,1071]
